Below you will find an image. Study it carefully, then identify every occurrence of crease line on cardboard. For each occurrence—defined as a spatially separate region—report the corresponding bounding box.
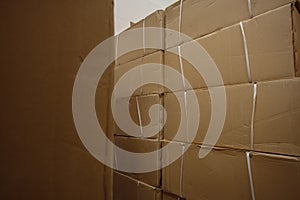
[246,151,256,200]
[239,21,252,83]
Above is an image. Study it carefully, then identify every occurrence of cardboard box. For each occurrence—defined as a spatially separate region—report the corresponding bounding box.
[113,172,161,200]
[295,1,300,76]
[164,78,300,156]
[114,51,164,97]
[165,0,293,48]
[162,193,181,200]
[114,136,162,187]
[114,93,163,139]
[0,0,113,199]
[116,10,164,66]
[162,141,300,200]
[165,4,296,92]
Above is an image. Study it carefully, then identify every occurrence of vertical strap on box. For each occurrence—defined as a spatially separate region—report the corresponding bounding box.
[247,0,253,18]
[143,19,146,54]
[179,143,185,198]
[114,145,119,171]
[115,34,119,63]
[135,96,144,138]
[178,46,189,142]
[250,83,257,150]
[246,151,256,200]
[178,0,183,44]
[240,22,252,83]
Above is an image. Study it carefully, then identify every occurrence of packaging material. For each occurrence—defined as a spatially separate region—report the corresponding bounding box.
[114,136,162,187]
[162,193,181,200]
[116,10,164,66]
[0,0,114,199]
[165,4,295,92]
[165,0,294,48]
[113,171,161,200]
[164,78,300,156]
[114,93,163,139]
[254,78,300,156]
[114,51,164,97]
[162,141,300,200]
[295,1,300,76]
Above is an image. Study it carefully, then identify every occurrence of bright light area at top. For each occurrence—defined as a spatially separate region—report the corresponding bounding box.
[114,0,178,35]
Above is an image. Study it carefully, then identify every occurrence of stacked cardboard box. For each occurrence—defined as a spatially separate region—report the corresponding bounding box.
[113,0,300,200]
[113,9,165,200]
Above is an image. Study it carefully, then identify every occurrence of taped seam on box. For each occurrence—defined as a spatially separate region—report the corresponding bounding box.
[178,0,183,44]
[246,151,256,200]
[240,22,252,83]
[179,143,185,198]
[135,96,144,138]
[247,0,253,18]
[250,83,257,150]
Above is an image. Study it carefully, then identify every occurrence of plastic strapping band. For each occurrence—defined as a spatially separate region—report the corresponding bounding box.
[246,152,256,200]
[247,0,253,18]
[135,96,144,137]
[179,144,185,197]
[250,83,257,150]
[178,46,189,142]
[178,46,186,90]
[114,145,119,170]
[178,0,183,44]
[115,34,119,63]
[142,19,146,54]
[240,22,252,83]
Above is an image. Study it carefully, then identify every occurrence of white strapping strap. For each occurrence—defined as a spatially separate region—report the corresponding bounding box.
[247,0,253,18]
[179,144,185,197]
[178,46,189,142]
[114,145,119,170]
[178,46,186,90]
[135,96,144,137]
[178,0,183,44]
[240,22,252,83]
[250,83,257,150]
[246,151,256,200]
[143,19,146,54]
[115,34,119,63]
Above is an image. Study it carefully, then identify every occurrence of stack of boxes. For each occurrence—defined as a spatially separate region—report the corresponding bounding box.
[113,0,300,199]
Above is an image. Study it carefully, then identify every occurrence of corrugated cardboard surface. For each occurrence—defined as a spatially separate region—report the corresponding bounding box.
[116,10,164,66]
[164,78,300,156]
[115,51,164,97]
[165,0,293,48]
[165,4,295,91]
[114,93,163,139]
[0,0,113,199]
[114,136,162,187]
[163,141,300,200]
[254,78,300,156]
[295,1,300,76]
[113,172,161,200]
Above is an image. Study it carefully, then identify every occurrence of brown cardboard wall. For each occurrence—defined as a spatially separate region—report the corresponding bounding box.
[0,0,113,199]
[113,172,161,200]
[165,0,294,48]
